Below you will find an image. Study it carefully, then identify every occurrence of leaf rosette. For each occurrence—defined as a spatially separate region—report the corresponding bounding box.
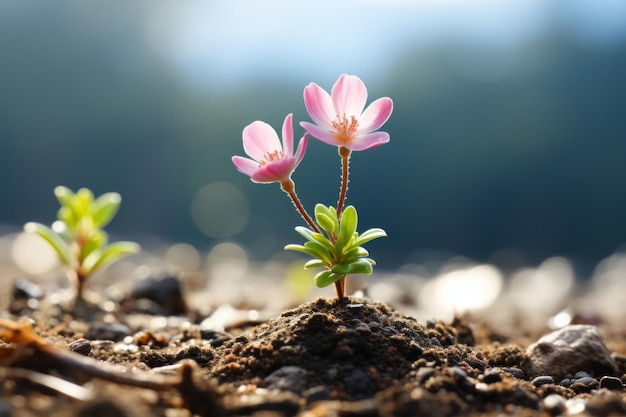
[285,204,386,288]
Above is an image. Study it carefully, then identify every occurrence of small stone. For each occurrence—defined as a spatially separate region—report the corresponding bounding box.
[355,322,371,336]
[262,366,309,394]
[86,323,131,342]
[600,376,624,391]
[523,324,617,380]
[560,378,572,388]
[575,376,595,386]
[343,368,371,393]
[532,375,554,387]
[130,275,187,315]
[541,394,566,415]
[67,338,93,357]
[574,370,592,379]
[12,278,43,300]
[482,369,502,384]
[303,386,332,405]
[501,367,525,379]
[451,366,467,380]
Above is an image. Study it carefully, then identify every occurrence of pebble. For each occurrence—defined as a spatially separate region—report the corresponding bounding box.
[12,278,43,300]
[482,369,502,384]
[541,394,566,415]
[86,322,131,342]
[560,378,572,388]
[532,375,554,387]
[67,338,93,357]
[500,367,525,379]
[523,324,617,380]
[130,275,187,315]
[303,386,332,405]
[575,376,595,386]
[451,366,467,380]
[343,368,371,393]
[262,366,310,394]
[600,376,624,391]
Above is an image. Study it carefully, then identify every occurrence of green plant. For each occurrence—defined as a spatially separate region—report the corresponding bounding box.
[233,74,392,300]
[24,186,140,300]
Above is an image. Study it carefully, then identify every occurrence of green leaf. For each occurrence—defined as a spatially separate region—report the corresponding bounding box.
[314,204,338,236]
[350,259,375,274]
[91,192,121,229]
[335,205,357,252]
[54,186,75,208]
[342,245,369,260]
[314,270,344,288]
[294,226,317,242]
[303,241,332,264]
[331,259,373,275]
[23,222,75,268]
[80,229,108,262]
[54,186,80,228]
[353,228,387,247]
[285,244,327,261]
[316,212,337,237]
[304,259,325,269]
[75,188,94,217]
[80,241,140,277]
[294,226,334,252]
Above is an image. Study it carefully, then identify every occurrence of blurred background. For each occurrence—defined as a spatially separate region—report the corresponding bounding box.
[2,0,626,283]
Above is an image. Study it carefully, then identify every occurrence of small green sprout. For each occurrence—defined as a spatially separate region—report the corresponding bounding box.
[285,204,387,299]
[24,186,140,300]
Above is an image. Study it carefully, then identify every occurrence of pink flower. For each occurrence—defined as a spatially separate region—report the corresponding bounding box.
[300,74,393,151]
[232,113,308,184]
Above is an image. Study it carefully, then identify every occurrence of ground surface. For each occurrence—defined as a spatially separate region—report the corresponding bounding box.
[1,274,626,417]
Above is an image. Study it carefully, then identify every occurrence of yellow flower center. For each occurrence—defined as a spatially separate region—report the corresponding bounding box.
[258,150,284,167]
[332,114,359,144]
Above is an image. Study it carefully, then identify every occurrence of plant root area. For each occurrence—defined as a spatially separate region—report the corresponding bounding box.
[2,291,626,417]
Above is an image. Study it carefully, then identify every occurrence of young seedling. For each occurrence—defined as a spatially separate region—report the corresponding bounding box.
[233,74,393,300]
[24,186,140,301]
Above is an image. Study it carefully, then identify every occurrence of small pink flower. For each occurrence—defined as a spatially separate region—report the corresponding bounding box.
[232,113,308,183]
[300,74,393,151]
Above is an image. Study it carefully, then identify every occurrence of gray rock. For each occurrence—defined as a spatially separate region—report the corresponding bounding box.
[523,324,617,380]
[262,366,310,394]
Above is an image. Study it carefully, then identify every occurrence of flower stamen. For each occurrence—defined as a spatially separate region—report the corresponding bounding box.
[331,114,359,144]
[258,150,285,167]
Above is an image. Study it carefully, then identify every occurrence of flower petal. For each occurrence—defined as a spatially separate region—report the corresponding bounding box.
[292,134,308,166]
[242,121,282,161]
[300,121,342,147]
[303,82,335,129]
[231,156,260,178]
[331,74,367,118]
[358,97,393,133]
[251,158,296,183]
[349,131,390,151]
[281,113,294,157]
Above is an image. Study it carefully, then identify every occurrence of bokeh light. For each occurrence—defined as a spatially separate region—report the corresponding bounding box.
[11,232,59,275]
[190,182,249,239]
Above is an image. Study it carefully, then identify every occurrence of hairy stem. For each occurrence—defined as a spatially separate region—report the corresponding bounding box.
[336,146,351,218]
[281,179,320,233]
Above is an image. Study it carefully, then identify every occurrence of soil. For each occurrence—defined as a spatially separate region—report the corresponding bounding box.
[1,276,626,417]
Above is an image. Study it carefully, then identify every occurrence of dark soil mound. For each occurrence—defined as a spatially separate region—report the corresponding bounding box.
[208,297,465,400]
